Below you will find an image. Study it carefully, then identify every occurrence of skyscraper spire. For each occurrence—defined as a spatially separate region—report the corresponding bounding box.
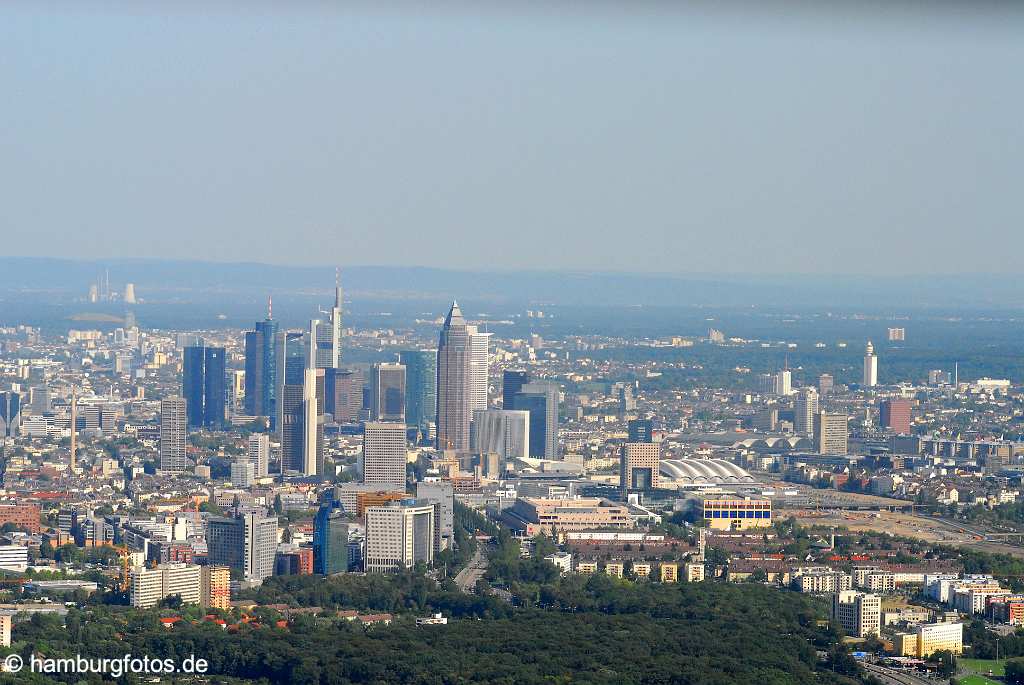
[267,295,273,320]
[314,270,343,369]
[444,300,465,327]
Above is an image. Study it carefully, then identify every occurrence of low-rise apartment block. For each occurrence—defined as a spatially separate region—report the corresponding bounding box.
[501,497,632,536]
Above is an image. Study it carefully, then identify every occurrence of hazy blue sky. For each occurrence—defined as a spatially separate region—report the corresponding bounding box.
[2,2,1021,275]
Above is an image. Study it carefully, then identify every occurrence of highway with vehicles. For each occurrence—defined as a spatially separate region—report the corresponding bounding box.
[862,662,936,685]
[454,547,489,593]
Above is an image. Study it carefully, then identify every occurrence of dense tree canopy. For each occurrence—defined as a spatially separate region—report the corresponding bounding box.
[2,569,865,685]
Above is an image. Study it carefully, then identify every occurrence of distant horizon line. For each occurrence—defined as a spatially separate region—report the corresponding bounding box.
[1,254,1017,282]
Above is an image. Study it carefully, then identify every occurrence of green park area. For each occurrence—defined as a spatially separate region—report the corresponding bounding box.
[960,658,1006,676]
[959,677,1000,685]
[958,657,1006,685]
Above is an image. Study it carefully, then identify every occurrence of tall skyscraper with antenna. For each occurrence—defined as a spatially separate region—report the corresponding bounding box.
[435,301,471,452]
[316,269,343,369]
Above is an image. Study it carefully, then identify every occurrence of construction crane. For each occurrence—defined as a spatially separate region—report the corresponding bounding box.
[116,546,134,593]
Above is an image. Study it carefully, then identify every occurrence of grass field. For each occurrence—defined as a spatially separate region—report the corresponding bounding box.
[958,676,1001,685]
[959,658,1006,676]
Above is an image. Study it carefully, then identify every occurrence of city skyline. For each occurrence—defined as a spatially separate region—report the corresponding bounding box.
[1,3,1021,682]
[0,266,1017,683]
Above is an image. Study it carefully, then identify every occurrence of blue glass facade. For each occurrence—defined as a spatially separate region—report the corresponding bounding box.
[183,345,226,428]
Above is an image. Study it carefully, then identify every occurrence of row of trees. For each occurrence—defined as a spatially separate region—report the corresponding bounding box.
[239,570,512,620]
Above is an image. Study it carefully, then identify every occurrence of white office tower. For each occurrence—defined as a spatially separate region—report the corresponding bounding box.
[231,458,256,487]
[305,318,321,368]
[0,545,29,572]
[832,590,881,638]
[130,563,201,609]
[316,272,344,369]
[774,369,792,396]
[814,411,849,456]
[416,479,454,549]
[123,283,137,304]
[206,512,278,582]
[364,500,437,574]
[794,387,819,436]
[362,421,408,491]
[241,513,278,582]
[471,409,529,460]
[466,325,491,413]
[225,370,243,415]
[159,396,188,472]
[302,367,322,476]
[863,341,878,387]
[295,318,326,476]
[247,433,270,477]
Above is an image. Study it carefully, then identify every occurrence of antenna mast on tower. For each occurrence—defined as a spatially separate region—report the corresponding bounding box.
[69,387,77,473]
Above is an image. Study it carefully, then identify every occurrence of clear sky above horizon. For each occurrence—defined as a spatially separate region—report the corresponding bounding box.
[2,2,1021,275]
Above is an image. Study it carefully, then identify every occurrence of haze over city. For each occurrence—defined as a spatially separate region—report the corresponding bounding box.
[2,2,1023,274]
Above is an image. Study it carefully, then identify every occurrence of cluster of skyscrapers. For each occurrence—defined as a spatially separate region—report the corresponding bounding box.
[232,295,560,482]
[238,281,345,477]
[436,302,558,463]
[163,285,563,521]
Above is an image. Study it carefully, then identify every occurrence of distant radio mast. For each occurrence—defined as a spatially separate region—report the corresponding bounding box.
[69,387,77,472]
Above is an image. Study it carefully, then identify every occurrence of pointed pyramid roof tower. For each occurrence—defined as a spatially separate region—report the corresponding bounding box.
[444,300,465,328]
